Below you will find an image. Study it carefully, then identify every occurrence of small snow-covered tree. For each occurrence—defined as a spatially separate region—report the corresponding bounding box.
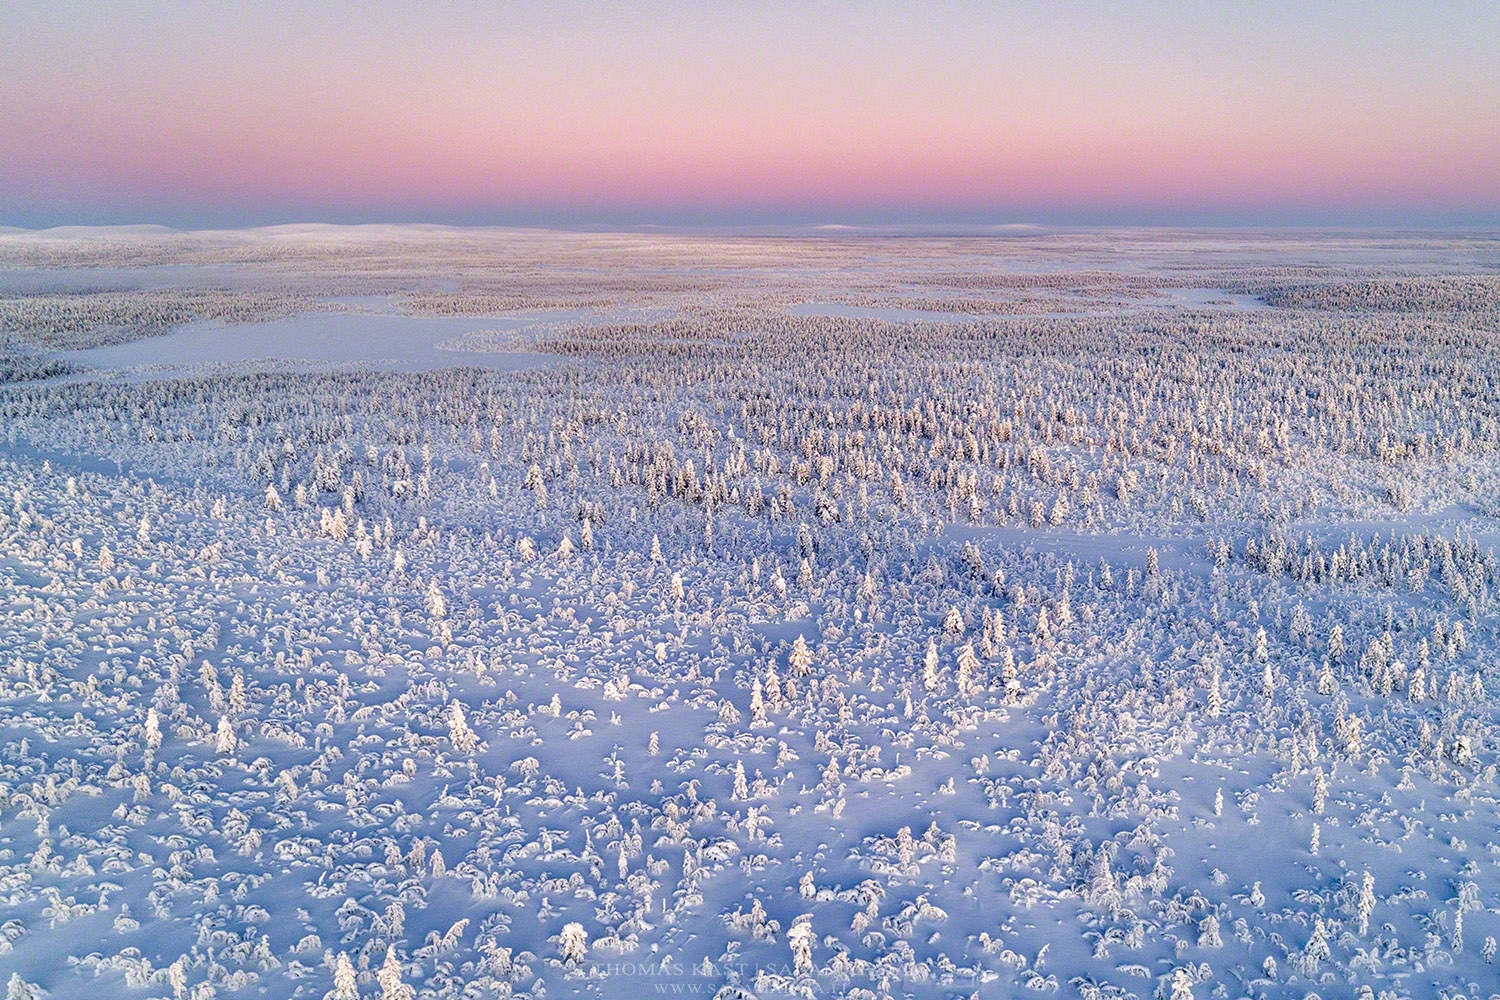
[144,707,162,754]
[378,945,414,1000]
[1033,605,1051,645]
[1327,624,1344,661]
[788,915,815,974]
[1289,602,1311,642]
[788,634,814,677]
[764,664,782,706]
[215,715,237,755]
[448,701,478,755]
[923,639,941,692]
[749,679,769,728]
[732,760,749,800]
[1338,711,1363,757]
[943,606,965,637]
[1317,658,1336,695]
[325,952,358,1000]
[1048,491,1068,526]
[1086,851,1118,908]
[6,974,41,1000]
[956,643,981,698]
[1356,871,1375,935]
[1000,647,1020,701]
[558,921,589,965]
[1300,918,1330,974]
[426,579,448,619]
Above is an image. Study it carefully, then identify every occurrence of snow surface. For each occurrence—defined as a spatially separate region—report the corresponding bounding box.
[61,310,562,377]
[1,227,1499,1000]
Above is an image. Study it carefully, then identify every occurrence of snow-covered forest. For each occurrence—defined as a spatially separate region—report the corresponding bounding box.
[1,226,1498,1000]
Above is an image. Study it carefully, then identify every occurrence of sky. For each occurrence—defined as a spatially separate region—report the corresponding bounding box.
[2,1,1498,229]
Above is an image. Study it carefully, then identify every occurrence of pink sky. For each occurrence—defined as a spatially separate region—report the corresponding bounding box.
[3,3,1498,227]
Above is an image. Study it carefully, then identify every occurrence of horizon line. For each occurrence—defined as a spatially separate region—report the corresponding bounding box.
[5,219,1500,239]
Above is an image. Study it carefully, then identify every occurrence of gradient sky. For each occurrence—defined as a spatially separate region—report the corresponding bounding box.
[3,1,1499,228]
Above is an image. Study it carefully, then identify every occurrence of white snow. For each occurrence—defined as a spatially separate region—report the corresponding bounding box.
[0,226,1498,1000]
[60,310,562,376]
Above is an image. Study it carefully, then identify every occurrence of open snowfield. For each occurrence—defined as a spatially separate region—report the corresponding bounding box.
[2,226,1500,1000]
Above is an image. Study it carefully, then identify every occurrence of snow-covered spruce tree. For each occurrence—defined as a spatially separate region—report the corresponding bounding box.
[787,915,815,975]
[1328,623,1345,661]
[324,952,358,1000]
[923,638,941,693]
[143,706,162,755]
[378,945,415,1000]
[788,634,814,677]
[956,643,981,699]
[943,606,965,637]
[732,760,749,800]
[1356,871,1376,936]
[426,578,447,619]
[1317,658,1337,695]
[749,678,769,728]
[1000,647,1020,701]
[449,701,479,755]
[1298,917,1330,976]
[558,922,589,966]
[215,715,238,756]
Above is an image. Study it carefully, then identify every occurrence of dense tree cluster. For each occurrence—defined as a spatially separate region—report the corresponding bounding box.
[0,289,324,350]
